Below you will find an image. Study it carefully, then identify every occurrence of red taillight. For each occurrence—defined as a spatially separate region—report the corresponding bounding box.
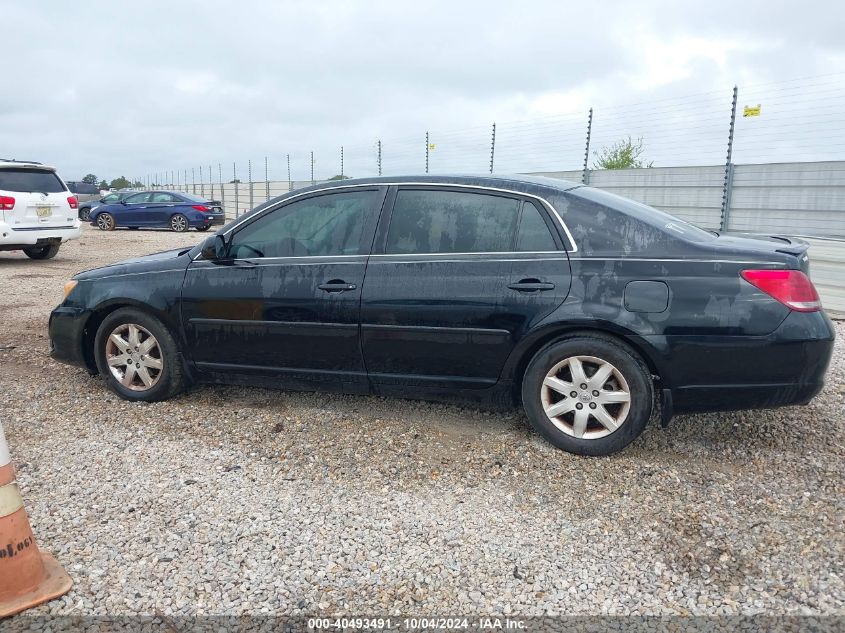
[191,205,210,212]
[0,195,15,210]
[67,196,78,209]
[740,269,821,312]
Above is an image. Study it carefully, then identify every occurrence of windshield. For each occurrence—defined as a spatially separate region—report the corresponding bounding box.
[0,168,67,193]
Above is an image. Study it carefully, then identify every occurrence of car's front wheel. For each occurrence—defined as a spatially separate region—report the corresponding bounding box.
[94,308,185,402]
[170,214,188,232]
[23,242,60,260]
[521,335,653,456]
[96,213,115,231]
[79,207,91,221]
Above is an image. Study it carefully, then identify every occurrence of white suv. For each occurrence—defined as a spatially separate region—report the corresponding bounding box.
[0,160,82,259]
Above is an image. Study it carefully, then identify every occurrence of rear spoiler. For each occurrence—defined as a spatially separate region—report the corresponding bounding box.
[767,235,810,257]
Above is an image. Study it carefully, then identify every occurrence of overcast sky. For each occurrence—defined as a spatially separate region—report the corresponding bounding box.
[3,1,844,183]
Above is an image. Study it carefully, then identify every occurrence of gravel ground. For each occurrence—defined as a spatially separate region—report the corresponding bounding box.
[0,226,843,617]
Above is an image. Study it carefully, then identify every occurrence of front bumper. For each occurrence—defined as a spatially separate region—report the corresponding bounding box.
[646,310,836,414]
[0,220,82,247]
[49,305,93,371]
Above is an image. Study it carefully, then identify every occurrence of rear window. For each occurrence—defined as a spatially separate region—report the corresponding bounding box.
[180,193,207,203]
[0,168,67,193]
[67,182,99,195]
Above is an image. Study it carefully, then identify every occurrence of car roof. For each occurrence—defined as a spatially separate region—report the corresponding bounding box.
[293,174,581,196]
[0,160,56,171]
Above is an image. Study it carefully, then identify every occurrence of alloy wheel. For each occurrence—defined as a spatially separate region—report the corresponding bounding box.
[104,323,164,391]
[540,355,631,439]
[97,214,114,230]
[171,215,187,232]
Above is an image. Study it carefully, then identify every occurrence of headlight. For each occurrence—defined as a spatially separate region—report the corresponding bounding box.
[63,280,78,300]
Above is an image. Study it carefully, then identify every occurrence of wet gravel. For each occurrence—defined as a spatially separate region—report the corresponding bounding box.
[0,226,843,617]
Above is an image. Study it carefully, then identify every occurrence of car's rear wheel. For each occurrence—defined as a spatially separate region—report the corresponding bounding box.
[79,207,91,221]
[23,243,60,260]
[170,214,188,232]
[94,308,185,402]
[96,213,115,231]
[521,336,653,456]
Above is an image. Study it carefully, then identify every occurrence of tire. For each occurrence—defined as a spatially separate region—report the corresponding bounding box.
[79,207,91,221]
[23,243,60,260]
[521,335,653,456]
[93,307,185,402]
[96,213,116,231]
[170,214,188,232]
[195,225,211,232]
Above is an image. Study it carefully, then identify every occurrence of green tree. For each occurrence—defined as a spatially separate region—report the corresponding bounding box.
[593,136,653,169]
[131,180,144,188]
[82,173,98,185]
[98,180,108,190]
[109,176,132,189]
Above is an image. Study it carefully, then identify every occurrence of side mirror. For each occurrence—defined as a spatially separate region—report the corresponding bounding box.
[200,234,227,261]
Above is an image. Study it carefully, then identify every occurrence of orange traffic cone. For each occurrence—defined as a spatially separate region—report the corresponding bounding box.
[0,422,71,618]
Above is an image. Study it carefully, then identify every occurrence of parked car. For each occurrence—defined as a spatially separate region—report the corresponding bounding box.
[77,189,135,221]
[89,190,224,232]
[0,159,82,259]
[66,181,102,211]
[49,175,835,455]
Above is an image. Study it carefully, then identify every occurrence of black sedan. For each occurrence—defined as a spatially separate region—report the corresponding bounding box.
[48,175,835,455]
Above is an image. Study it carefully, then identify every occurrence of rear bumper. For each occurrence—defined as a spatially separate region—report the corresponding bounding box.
[0,221,82,247]
[643,310,836,414]
[204,213,226,226]
[49,305,93,371]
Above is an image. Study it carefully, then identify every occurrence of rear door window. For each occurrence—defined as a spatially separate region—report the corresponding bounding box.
[0,168,66,193]
[124,192,151,204]
[385,189,520,254]
[516,201,558,252]
[151,192,178,202]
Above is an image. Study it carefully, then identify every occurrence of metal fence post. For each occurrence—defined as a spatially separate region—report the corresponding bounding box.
[340,146,344,179]
[200,166,205,197]
[248,159,253,211]
[425,131,430,174]
[377,140,382,176]
[720,85,738,231]
[191,168,195,195]
[489,123,496,174]
[208,165,213,200]
[287,154,292,191]
[233,162,239,217]
[582,107,593,184]
[310,151,315,186]
[218,163,225,213]
[265,156,270,201]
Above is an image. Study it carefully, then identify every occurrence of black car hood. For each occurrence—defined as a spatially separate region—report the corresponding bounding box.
[74,247,193,280]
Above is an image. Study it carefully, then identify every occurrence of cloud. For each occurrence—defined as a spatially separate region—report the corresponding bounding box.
[1,0,842,181]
